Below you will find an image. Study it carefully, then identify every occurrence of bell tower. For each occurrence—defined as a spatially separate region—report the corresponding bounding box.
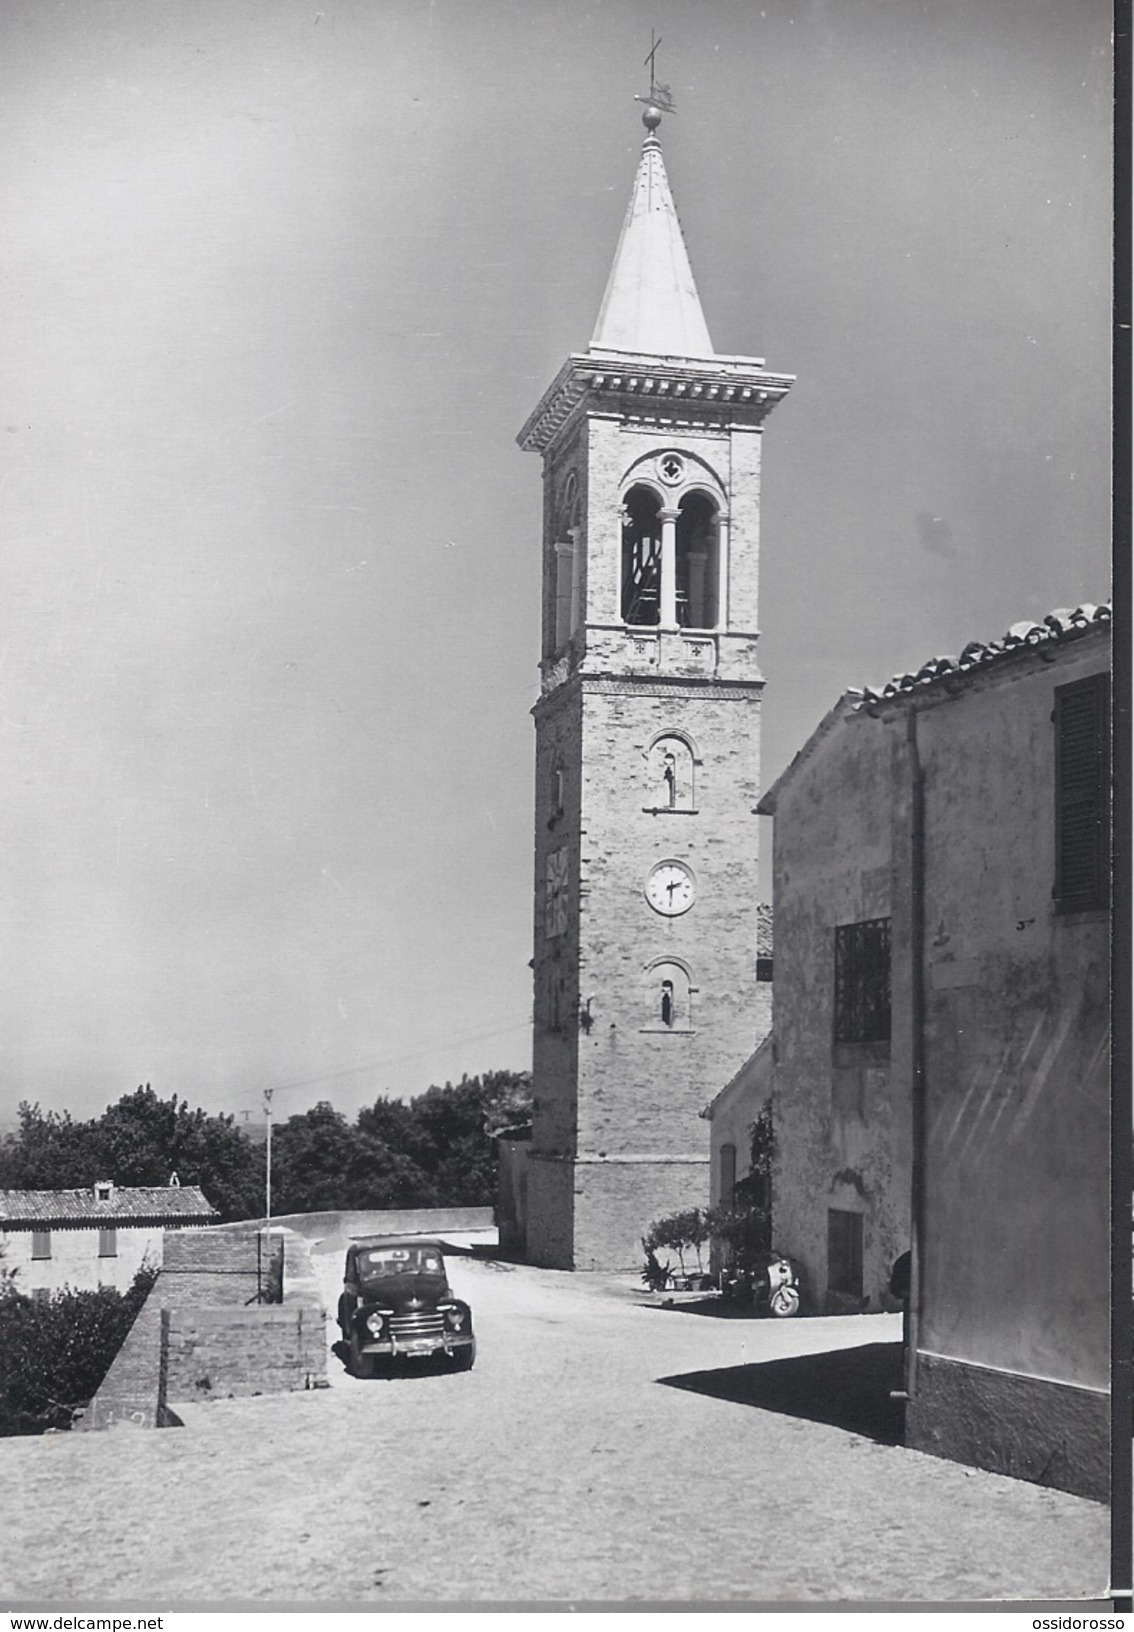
[518,98,794,1270]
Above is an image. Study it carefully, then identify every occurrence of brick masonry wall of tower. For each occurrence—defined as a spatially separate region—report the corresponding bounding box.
[576,687,763,1155]
[531,684,583,1162]
[526,395,773,1269]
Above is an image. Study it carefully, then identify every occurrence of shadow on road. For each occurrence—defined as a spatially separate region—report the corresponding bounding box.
[657,1341,906,1445]
[639,1295,766,1319]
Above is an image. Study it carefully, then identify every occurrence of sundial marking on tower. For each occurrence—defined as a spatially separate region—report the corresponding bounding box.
[634,29,676,116]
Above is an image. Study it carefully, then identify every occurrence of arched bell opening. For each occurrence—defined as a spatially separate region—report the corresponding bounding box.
[621,485,662,626]
[676,491,720,630]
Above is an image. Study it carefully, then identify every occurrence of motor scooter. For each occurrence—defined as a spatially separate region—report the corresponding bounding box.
[719,1250,801,1317]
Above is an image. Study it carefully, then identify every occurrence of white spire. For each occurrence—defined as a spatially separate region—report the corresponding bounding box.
[590,125,714,359]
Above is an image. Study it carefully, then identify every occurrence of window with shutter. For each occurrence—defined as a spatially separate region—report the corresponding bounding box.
[1054,673,1110,912]
[833,918,891,1043]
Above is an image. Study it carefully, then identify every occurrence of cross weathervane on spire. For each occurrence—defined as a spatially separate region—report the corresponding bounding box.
[634,29,676,118]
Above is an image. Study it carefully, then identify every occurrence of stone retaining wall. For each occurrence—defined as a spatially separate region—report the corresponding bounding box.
[79,1225,324,1431]
[245,1206,495,1243]
[164,1305,324,1403]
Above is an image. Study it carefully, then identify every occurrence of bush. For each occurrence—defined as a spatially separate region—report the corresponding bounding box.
[0,1263,157,1435]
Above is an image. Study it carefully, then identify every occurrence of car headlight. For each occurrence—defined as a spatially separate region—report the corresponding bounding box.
[365,1311,386,1337]
[444,1306,466,1330]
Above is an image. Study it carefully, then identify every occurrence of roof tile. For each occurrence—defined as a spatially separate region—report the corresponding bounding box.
[0,1185,217,1225]
[856,602,1109,709]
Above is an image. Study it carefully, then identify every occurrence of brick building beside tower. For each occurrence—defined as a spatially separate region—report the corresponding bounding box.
[517,104,793,1269]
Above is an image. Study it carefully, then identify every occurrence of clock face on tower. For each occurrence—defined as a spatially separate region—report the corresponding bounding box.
[546,846,569,938]
[645,859,696,917]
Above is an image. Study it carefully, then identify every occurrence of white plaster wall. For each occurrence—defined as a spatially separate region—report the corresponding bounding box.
[2,1224,166,1296]
[916,636,1110,1391]
[769,703,909,1310]
[707,1040,772,1209]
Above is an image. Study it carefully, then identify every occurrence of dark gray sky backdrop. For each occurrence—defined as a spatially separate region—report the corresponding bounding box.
[0,0,1111,1126]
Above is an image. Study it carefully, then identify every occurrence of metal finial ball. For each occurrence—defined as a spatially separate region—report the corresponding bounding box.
[642,104,662,132]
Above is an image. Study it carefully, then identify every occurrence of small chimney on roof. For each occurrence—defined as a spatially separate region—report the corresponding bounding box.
[94,1179,115,1203]
[168,1171,180,1187]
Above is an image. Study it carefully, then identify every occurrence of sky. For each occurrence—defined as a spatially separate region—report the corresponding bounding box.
[0,0,1112,1130]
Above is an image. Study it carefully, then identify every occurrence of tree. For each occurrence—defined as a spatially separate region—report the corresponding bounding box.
[271,1101,436,1215]
[0,1103,106,1191]
[643,1208,709,1278]
[356,1095,430,1169]
[402,1071,532,1208]
[0,1089,262,1222]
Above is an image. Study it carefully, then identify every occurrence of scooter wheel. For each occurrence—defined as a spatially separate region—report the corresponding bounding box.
[769,1285,800,1318]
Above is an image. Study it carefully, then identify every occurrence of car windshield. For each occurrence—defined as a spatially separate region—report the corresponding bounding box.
[356,1246,444,1281]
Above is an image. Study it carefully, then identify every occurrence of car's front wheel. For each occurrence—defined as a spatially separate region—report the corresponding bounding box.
[349,1330,377,1379]
[447,1340,476,1372]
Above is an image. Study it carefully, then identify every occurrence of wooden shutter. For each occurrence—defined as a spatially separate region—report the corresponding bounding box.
[1054,673,1110,911]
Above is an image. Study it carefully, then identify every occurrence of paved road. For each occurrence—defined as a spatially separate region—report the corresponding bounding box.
[0,1242,1110,1606]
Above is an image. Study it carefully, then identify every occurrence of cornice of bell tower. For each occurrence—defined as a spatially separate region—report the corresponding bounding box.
[517,349,794,457]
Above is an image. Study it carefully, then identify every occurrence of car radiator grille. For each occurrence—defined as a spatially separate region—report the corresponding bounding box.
[390,1312,445,1342]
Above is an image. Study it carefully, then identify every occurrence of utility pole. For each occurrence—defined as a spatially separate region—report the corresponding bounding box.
[263,1087,274,1223]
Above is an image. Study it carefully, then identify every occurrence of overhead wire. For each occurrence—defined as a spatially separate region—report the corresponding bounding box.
[224,1013,533,1113]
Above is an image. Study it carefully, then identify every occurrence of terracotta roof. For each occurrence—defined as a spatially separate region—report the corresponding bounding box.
[855,603,1111,710]
[0,1185,217,1226]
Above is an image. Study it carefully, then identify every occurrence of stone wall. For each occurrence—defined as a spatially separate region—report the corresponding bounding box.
[906,1354,1109,1503]
[77,1303,166,1431]
[572,1157,710,1273]
[79,1225,324,1431]
[159,1224,283,1305]
[163,1304,324,1405]
[246,1206,495,1243]
[528,679,767,1270]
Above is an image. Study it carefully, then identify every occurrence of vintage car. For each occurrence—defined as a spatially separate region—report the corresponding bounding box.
[337,1235,476,1377]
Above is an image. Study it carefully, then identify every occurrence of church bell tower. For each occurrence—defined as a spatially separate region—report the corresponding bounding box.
[518,98,794,1270]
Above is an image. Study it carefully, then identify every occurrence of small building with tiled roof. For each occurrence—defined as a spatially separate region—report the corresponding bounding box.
[750,602,1109,1500]
[1,1178,217,1297]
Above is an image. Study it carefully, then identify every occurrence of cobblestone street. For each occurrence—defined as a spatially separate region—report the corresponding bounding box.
[0,1242,1110,1606]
